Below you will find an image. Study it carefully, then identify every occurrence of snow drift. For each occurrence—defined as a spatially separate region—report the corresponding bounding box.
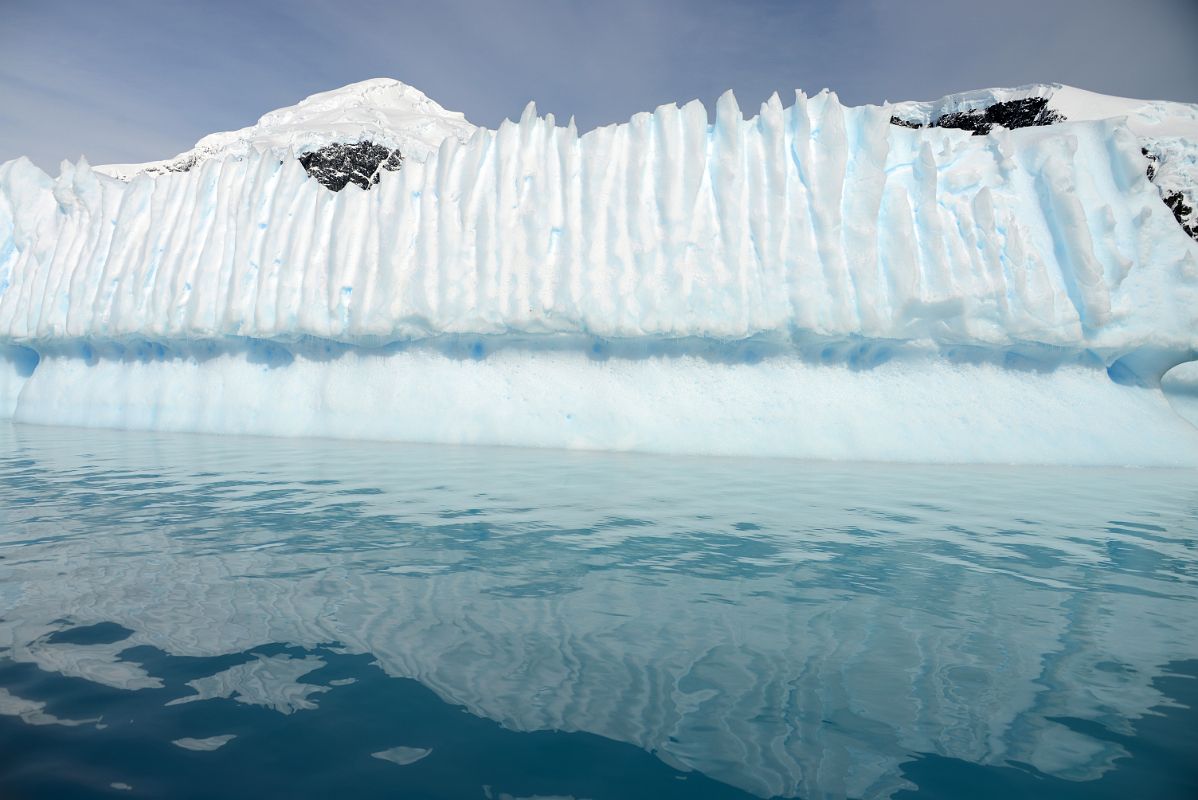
[1,79,1197,464]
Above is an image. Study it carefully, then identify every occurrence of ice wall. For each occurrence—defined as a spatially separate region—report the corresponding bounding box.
[3,90,1197,348]
[1,88,1197,462]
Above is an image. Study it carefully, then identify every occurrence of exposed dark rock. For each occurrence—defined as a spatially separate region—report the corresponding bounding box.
[1162,190,1198,241]
[1139,147,1196,242]
[131,153,199,179]
[163,154,198,174]
[935,97,1066,136]
[298,140,404,191]
[888,97,1066,135]
[934,109,990,135]
[1141,147,1158,181]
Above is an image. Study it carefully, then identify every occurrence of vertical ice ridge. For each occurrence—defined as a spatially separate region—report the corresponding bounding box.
[39,161,82,337]
[712,90,751,337]
[647,103,677,331]
[782,92,824,332]
[752,92,793,329]
[626,111,654,331]
[678,100,711,328]
[807,92,854,333]
[0,99,1195,353]
[843,104,892,335]
[1026,135,1113,329]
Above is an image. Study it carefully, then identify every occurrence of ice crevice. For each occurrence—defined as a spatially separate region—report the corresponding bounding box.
[1,83,1197,464]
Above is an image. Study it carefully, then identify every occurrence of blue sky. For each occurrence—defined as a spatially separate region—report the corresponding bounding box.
[2,0,1196,172]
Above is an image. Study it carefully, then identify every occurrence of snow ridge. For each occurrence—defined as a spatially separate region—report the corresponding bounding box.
[94,78,476,181]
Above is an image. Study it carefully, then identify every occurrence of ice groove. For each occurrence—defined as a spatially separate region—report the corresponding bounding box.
[2,90,1194,360]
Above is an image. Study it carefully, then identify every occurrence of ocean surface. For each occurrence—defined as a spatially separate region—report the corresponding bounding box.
[0,423,1195,799]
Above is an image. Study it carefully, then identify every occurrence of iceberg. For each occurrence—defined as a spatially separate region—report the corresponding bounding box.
[1,78,1197,464]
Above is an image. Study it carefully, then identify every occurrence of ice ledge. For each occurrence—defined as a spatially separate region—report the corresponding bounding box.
[4,343,1197,467]
[2,336,1197,466]
[9,332,1198,387]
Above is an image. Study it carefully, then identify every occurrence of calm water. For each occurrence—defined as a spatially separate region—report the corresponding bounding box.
[0,424,1196,799]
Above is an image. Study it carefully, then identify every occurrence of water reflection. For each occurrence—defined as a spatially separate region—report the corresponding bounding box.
[1,424,1196,798]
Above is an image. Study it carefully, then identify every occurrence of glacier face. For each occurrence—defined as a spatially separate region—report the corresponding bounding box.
[1,79,1197,464]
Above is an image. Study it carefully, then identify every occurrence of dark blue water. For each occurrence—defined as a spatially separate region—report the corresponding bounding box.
[0,424,1196,799]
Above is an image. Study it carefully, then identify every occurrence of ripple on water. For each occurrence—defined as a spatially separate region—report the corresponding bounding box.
[0,423,1196,799]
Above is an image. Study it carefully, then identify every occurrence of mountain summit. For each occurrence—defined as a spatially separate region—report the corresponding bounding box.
[96,78,477,181]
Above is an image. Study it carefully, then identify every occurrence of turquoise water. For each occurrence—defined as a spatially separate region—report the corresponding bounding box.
[0,423,1196,799]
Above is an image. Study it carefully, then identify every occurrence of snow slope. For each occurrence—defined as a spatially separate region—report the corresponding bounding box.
[888,83,1198,136]
[95,78,477,180]
[1,80,1196,464]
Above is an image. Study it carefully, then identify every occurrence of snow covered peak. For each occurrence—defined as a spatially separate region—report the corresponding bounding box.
[96,78,477,181]
[259,77,449,117]
[241,78,474,149]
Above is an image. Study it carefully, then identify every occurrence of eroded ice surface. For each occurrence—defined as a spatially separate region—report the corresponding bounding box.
[1,80,1197,463]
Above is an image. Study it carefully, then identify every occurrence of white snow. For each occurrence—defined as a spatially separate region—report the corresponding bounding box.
[1,80,1196,464]
[94,78,477,180]
[886,83,1198,138]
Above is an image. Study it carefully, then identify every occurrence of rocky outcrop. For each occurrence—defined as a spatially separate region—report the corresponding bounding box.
[1162,190,1197,240]
[936,96,1065,134]
[889,115,922,129]
[1142,147,1197,241]
[1142,147,1158,181]
[890,97,1065,135]
[298,140,404,191]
